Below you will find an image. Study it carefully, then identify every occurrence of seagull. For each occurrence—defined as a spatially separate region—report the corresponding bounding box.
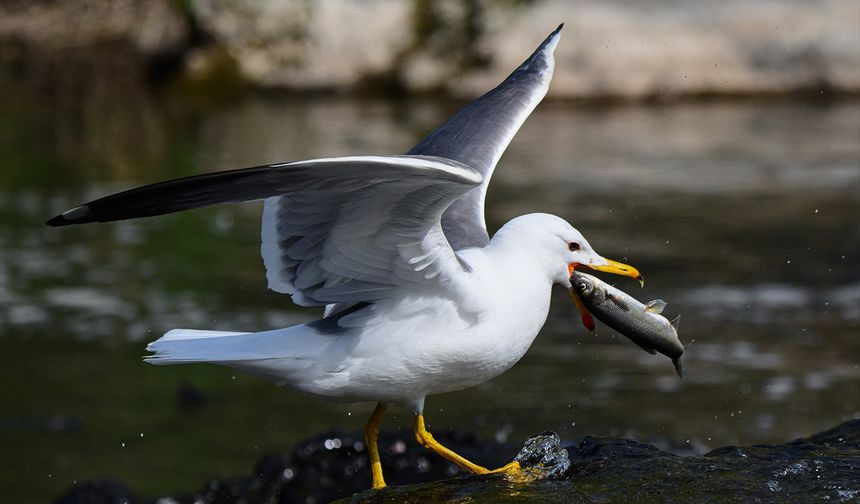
[47,24,641,489]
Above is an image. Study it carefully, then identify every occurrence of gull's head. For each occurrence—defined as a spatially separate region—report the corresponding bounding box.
[496,213,642,332]
[497,213,642,287]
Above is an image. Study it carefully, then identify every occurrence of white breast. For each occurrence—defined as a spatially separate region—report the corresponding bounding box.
[288,248,554,405]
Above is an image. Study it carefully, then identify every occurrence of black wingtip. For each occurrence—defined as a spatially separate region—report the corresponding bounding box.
[520,23,563,69]
[46,205,91,227]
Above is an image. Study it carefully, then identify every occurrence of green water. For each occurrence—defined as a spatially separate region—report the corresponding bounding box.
[1,56,858,501]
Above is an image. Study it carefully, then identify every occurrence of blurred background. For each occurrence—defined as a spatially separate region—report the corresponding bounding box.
[1,0,858,501]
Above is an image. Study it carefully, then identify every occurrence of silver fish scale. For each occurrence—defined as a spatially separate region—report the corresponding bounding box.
[572,272,684,362]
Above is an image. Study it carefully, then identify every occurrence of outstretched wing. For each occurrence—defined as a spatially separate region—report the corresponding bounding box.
[410,24,562,250]
[47,156,482,307]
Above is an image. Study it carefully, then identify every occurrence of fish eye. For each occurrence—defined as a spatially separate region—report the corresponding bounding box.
[568,241,581,252]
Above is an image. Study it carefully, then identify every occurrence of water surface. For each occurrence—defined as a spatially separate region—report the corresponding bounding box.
[1,71,858,500]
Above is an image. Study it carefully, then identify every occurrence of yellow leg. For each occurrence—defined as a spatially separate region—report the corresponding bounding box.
[413,414,521,475]
[364,402,387,490]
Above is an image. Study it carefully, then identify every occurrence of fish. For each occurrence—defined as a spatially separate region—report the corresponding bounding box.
[569,271,686,378]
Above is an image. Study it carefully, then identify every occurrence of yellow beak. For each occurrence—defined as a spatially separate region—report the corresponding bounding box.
[584,257,644,287]
[567,257,643,332]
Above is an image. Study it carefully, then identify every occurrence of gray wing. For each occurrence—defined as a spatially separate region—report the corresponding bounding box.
[408,24,562,250]
[47,156,483,307]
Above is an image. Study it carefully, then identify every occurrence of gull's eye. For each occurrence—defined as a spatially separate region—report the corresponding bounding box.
[568,241,581,252]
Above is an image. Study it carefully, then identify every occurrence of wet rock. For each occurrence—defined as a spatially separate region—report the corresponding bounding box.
[145,429,513,503]
[346,420,860,503]
[54,420,860,503]
[514,432,570,479]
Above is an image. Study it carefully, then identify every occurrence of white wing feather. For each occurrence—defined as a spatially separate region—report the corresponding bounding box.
[259,156,482,308]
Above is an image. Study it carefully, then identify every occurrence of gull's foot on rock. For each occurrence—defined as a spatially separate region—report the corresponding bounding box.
[484,460,521,476]
[471,432,570,483]
[506,431,570,482]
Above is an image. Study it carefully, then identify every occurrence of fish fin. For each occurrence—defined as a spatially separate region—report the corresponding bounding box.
[568,287,596,332]
[671,314,681,330]
[581,311,596,332]
[644,299,667,314]
[673,358,684,379]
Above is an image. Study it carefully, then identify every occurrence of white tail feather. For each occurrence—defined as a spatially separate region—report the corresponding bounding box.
[143,325,338,387]
[158,328,248,342]
[146,327,303,365]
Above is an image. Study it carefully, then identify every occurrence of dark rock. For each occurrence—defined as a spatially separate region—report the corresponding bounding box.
[142,429,513,504]
[275,429,512,502]
[345,420,860,503]
[53,420,860,504]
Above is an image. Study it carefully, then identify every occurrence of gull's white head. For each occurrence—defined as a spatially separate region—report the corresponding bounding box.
[493,213,642,332]
[494,213,642,287]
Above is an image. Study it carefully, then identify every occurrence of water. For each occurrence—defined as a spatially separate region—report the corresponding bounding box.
[1,66,858,501]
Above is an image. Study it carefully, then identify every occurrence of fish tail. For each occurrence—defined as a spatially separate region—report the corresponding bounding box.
[673,358,684,379]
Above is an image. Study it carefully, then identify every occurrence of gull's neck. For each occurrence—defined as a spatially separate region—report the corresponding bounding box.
[453,223,555,315]
[483,222,557,285]
[455,222,556,350]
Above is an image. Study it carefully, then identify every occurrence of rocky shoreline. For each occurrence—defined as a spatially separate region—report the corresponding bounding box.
[2,0,858,100]
[54,419,860,503]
